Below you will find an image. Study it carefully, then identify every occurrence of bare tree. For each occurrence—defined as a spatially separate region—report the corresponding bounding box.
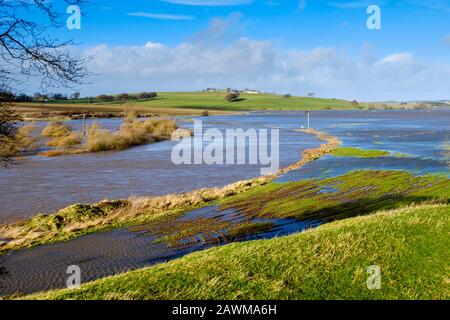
[0,0,90,165]
[0,0,90,90]
[225,92,240,102]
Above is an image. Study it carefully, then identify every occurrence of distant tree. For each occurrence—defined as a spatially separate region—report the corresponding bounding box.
[308,92,315,97]
[16,93,31,102]
[225,92,240,102]
[117,93,131,101]
[146,92,158,99]
[72,92,81,100]
[53,93,66,100]
[98,94,114,103]
[137,92,147,100]
[352,100,359,106]
[283,94,291,98]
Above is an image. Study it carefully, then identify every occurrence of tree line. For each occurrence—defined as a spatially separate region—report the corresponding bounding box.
[0,91,158,103]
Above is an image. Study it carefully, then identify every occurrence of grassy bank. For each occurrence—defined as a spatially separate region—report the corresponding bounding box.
[27,202,450,300]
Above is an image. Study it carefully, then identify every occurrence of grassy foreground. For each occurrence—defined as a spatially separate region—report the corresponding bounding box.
[27,203,450,300]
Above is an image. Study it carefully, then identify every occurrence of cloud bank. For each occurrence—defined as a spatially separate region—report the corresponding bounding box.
[81,37,449,101]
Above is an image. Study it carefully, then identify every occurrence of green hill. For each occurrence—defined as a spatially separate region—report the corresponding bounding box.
[132,92,358,111]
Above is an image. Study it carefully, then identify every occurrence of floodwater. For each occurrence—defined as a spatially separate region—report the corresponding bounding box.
[0,206,319,295]
[0,110,449,296]
[0,113,320,223]
[277,109,449,182]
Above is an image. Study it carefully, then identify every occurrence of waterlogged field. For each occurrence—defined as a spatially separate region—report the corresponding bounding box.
[0,109,449,297]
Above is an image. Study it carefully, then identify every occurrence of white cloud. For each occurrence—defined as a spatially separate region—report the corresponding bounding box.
[128,12,194,20]
[161,0,253,6]
[379,52,414,64]
[81,38,450,101]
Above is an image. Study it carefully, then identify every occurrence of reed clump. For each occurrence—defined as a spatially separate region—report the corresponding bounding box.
[39,118,178,156]
[41,122,72,138]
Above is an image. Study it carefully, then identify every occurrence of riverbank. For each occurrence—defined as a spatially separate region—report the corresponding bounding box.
[25,202,450,300]
[0,129,341,254]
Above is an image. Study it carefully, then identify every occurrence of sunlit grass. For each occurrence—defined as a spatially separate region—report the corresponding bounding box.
[330,147,390,158]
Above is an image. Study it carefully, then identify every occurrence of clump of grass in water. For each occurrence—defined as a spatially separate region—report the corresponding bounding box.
[41,121,72,138]
[46,133,81,148]
[330,146,390,158]
[85,118,177,152]
[39,118,178,155]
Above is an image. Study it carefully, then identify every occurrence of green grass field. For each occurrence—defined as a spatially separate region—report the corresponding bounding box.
[27,202,450,300]
[44,92,359,111]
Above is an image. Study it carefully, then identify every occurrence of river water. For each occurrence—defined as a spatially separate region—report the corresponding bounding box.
[0,113,320,223]
[0,110,449,295]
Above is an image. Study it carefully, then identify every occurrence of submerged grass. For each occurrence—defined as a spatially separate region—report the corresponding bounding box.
[26,203,450,300]
[219,170,450,222]
[330,147,390,158]
[0,129,339,254]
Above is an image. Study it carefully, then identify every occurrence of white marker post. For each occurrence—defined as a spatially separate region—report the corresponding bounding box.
[305,111,311,129]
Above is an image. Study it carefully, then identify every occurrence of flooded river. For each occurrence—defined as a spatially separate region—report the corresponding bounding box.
[0,109,449,295]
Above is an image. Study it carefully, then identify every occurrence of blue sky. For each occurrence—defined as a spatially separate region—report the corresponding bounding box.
[48,0,450,101]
